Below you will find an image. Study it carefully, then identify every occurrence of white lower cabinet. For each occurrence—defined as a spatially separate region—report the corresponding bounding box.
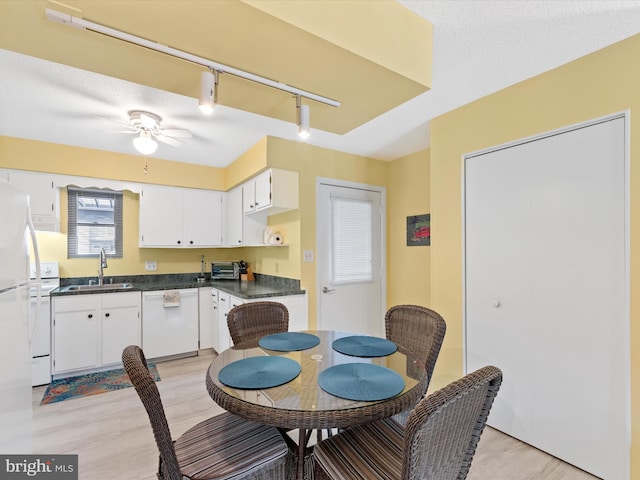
[102,293,142,365]
[52,288,305,375]
[142,289,199,359]
[215,292,243,353]
[198,287,218,350]
[213,290,308,353]
[272,294,308,333]
[52,292,141,376]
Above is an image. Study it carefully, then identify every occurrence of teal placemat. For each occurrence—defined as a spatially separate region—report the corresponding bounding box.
[332,335,397,357]
[318,363,405,401]
[259,332,321,351]
[218,356,301,390]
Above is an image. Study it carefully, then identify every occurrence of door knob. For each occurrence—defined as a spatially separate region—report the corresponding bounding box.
[322,286,336,294]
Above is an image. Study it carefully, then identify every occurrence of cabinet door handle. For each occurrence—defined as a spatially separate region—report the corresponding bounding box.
[189,240,194,244]
[88,314,93,319]
[177,240,181,244]
[105,313,110,317]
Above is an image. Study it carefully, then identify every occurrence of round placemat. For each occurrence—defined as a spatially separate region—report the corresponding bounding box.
[259,332,321,351]
[218,356,301,390]
[318,363,405,401]
[332,335,397,357]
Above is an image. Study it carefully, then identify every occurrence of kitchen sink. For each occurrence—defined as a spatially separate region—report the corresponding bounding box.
[62,283,134,292]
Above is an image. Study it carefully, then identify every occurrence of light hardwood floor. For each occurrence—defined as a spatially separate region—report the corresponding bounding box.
[32,352,600,480]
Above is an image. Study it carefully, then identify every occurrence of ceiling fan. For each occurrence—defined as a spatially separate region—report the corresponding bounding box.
[114,110,192,155]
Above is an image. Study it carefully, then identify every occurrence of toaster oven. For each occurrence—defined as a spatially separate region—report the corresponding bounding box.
[211,262,240,280]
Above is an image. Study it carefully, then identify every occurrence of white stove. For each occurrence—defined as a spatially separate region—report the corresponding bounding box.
[30,262,59,386]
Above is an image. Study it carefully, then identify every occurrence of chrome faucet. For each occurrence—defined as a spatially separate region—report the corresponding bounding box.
[98,248,108,285]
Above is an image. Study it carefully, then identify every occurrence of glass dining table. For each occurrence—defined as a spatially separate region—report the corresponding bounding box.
[206,330,428,480]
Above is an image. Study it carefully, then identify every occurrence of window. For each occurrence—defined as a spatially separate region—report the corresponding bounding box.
[330,195,373,284]
[68,187,123,258]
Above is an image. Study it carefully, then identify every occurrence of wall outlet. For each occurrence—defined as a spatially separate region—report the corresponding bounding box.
[145,261,157,271]
[303,250,314,263]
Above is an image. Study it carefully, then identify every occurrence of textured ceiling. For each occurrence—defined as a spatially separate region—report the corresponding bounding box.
[1,1,640,167]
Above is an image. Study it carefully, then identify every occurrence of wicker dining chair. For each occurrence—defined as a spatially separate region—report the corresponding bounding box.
[227,301,289,348]
[122,345,291,480]
[386,304,446,425]
[312,365,503,480]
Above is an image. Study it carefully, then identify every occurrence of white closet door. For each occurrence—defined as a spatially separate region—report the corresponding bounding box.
[465,146,534,441]
[465,116,628,480]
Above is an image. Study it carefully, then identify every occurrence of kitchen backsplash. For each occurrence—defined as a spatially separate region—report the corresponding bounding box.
[60,272,301,290]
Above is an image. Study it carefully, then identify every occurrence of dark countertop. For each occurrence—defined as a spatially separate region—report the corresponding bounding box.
[51,273,305,300]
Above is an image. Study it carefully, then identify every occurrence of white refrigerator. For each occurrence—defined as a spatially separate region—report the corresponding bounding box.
[0,178,40,453]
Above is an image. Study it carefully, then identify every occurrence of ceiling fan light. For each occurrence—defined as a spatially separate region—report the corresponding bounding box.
[199,70,215,114]
[133,130,158,155]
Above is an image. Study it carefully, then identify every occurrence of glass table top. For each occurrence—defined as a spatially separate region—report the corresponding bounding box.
[207,330,426,413]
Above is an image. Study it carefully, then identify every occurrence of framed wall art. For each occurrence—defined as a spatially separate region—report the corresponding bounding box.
[407,214,430,246]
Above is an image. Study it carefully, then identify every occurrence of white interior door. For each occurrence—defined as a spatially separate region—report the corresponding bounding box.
[465,115,629,480]
[317,182,385,337]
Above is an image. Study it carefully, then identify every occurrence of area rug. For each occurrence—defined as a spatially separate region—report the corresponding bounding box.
[40,364,161,405]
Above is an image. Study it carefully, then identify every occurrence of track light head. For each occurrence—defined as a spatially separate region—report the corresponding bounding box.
[296,96,310,140]
[133,130,158,155]
[199,70,219,115]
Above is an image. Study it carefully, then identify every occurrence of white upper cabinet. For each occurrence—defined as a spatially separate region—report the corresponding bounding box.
[139,185,182,247]
[242,177,257,214]
[242,168,299,216]
[1,169,59,231]
[139,185,223,248]
[225,185,244,246]
[183,188,223,247]
[254,169,272,211]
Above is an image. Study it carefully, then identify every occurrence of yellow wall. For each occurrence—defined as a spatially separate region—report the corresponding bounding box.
[225,137,268,189]
[386,149,431,308]
[1,136,398,329]
[0,137,226,190]
[263,136,390,328]
[0,137,241,277]
[430,33,640,477]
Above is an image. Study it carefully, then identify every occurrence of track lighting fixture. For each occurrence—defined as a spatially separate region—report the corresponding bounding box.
[296,95,310,140]
[133,130,158,155]
[46,9,342,120]
[199,69,219,115]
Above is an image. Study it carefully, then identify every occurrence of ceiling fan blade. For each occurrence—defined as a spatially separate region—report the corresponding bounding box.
[156,134,182,147]
[99,116,135,130]
[161,128,192,138]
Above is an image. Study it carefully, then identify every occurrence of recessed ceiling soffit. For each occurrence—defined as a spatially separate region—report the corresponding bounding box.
[1,1,432,135]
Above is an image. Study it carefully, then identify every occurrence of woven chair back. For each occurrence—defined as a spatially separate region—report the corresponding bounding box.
[122,345,182,480]
[402,365,503,480]
[227,301,289,347]
[385,305,446,382]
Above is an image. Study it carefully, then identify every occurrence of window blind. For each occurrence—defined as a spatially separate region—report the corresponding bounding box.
[330,195,373,284]
[68,187,123,258]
